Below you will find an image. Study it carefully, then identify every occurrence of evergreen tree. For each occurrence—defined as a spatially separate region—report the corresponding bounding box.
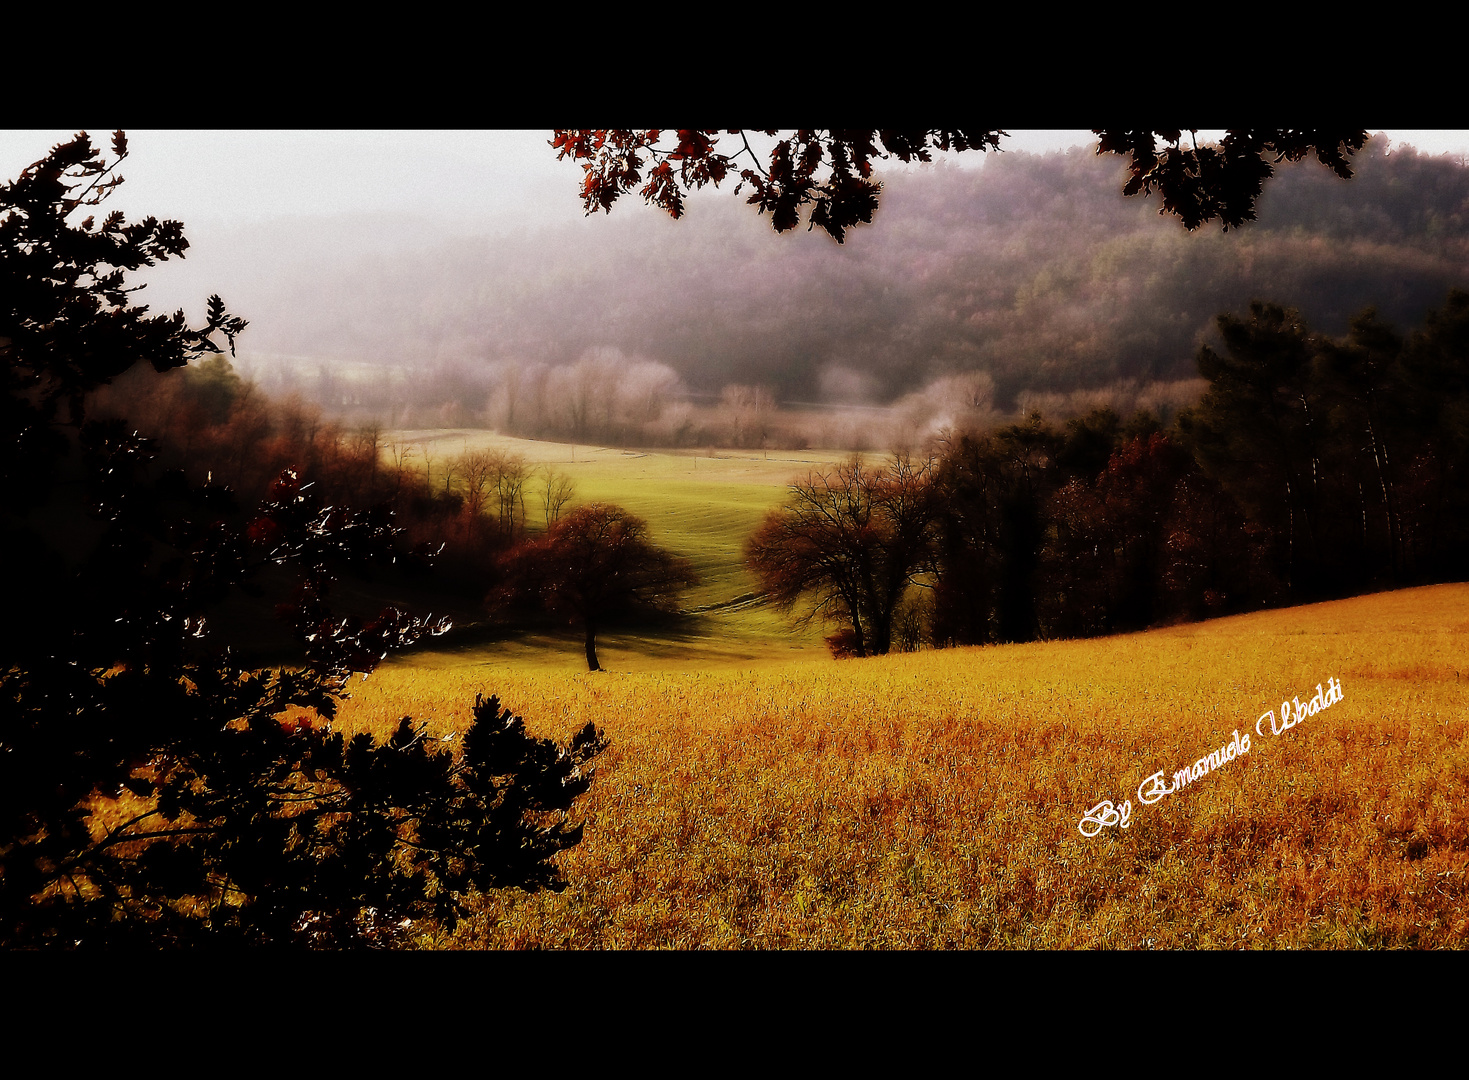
[0,132,607,947]
[1177,302,1327,595]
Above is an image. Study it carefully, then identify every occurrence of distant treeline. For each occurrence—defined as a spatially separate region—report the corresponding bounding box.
[222,134,1469,420]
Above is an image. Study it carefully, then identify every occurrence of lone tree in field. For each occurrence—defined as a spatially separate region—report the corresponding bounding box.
[551,129,1370,241]
[746,454,938,657]
[0,132,607,948]
[496,503,699,671]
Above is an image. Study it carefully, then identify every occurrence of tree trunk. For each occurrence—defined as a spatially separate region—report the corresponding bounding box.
[584,620,601,672]
[870,607,893,655]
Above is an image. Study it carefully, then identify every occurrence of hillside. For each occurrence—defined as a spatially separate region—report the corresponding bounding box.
[184,136,1469,426]
[331,582,1469,948]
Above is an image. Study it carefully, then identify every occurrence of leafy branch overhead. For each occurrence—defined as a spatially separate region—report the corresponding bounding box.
[551,129,1372,241]
[1095,129,1372,231]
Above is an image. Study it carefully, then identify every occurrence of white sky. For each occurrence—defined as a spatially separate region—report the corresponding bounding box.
[4,129,1465,234]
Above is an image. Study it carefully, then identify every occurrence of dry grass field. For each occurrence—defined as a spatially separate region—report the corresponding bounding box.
[330,581,1469,949]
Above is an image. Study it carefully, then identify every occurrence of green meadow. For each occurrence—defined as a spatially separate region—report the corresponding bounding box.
[386,430,856,672]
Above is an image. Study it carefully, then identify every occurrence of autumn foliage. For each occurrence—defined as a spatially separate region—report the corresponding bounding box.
[551,129,1370,241]
[494,503,699,671]
[552,129,1006,242]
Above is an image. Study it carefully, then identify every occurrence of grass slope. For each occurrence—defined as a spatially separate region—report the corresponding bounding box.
[329,580,1469,949]
[387,430,857,669]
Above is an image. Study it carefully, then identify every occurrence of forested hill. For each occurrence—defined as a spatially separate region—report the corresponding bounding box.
[181,135,1469,412]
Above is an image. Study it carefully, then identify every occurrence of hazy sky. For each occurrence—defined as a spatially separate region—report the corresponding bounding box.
[7,127,1467,333]
[5,129,1467,234]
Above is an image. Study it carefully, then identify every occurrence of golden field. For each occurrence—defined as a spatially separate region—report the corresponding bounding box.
[331,581,1469,949]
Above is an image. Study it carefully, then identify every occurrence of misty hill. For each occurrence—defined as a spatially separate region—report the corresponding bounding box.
[163,135,1469,420]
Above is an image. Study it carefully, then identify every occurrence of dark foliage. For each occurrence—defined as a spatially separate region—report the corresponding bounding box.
[929,419,1061,646]
[552,129,1007,243]
[0,133,606,947]
[1177,293,1469,595]
[1040,430,1248,636]
[922,293,1469,649]
[88,359,522,620]
[1095,129,1370,231]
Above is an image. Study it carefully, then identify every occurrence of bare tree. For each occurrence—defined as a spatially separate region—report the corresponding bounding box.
[721,383,776,449]
[486,359,550,435]
[352,421,385,501]
[746,453,939,656]
[453,447,497,521]
[439,441,464,496]
[498,361,524,431]
[620,359,683,428]
[494,452,530,535]
[448,448,532,536]
[551,351,617,441]
[387,439,417,498]
[539,466,577,527]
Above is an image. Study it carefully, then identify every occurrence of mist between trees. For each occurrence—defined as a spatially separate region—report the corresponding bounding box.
[86,360,563,634]
[101,276,1469,650]
[201,135,1469,463]
[240,344,1210,454]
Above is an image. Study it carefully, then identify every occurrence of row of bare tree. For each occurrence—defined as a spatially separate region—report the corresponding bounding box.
[481,350,683,443]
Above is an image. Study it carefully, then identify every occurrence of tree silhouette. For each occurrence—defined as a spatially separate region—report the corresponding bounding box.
[0,132,607,947]
[928,422,1059,646]
[745,454,938,657]
[495,503,699,671]
[538,466,576,527]
[1177,302,1328,594]
[552,129,1370,241]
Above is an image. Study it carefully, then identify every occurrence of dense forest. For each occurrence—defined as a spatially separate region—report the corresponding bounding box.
[935,293,1469,640]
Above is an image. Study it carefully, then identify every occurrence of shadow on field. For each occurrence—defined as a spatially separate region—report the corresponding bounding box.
[395,598,819,671]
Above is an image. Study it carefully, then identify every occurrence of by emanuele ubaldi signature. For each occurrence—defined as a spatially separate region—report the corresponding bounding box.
[1077,677,1344,838]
